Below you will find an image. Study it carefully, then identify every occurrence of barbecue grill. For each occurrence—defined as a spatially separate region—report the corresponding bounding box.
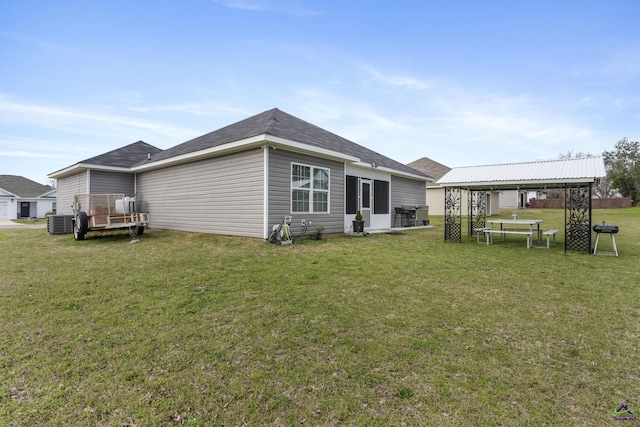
[593,222,619,256]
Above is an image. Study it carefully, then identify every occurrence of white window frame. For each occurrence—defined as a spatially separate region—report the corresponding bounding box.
[291,162,330,214]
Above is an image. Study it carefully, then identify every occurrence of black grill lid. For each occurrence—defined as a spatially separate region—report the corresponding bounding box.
[593,223,619,233]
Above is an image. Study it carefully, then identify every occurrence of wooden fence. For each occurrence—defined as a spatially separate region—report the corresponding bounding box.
[530,197,632,209]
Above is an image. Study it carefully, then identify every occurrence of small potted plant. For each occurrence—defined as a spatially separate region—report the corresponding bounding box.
[311,225,324,240]
[352,210,365,233]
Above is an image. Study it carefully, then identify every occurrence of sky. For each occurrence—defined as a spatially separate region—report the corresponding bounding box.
[1,0,639,185]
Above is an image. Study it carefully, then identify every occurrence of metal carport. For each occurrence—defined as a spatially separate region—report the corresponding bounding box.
[436,158,607,253]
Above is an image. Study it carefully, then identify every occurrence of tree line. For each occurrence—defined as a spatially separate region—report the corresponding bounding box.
[557,138,639,204]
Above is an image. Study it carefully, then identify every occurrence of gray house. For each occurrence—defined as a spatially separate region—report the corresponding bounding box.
[49,108,433,239]
[0,175,56,220]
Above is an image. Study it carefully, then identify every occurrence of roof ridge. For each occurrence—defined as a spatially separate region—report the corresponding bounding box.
[455,157,603,169]
[263,108,280,135]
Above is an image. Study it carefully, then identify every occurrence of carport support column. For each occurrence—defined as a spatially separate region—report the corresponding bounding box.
[444,187,462,242]
[564,183,592,253]
[468,190,486,238]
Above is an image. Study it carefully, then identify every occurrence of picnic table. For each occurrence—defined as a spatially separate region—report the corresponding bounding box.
[480,219,545,248]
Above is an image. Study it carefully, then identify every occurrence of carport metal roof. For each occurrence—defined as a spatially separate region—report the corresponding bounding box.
[436,157,607,253]
[436,157,606,190]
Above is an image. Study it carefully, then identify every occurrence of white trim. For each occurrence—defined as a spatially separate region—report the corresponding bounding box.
[38,188,57,198]
[130,134,363,174]
[439,177,597,188]
[376,165,432,182]
[48,163,131,179]
[49,133,428,185]
[132,136,268,172]
[0,189,18,198]
[268,136,361,163]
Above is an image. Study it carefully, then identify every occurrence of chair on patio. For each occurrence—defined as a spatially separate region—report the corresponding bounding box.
[394,207,408,227]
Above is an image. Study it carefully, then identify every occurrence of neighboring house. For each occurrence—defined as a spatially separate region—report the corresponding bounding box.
[500,189,528,209]
[49,108,433,238]
[0,175,56,220]
[408,157,500,216]
[499,189,548,209]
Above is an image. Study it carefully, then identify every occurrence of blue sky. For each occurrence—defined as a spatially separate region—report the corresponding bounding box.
[1,0,639,185]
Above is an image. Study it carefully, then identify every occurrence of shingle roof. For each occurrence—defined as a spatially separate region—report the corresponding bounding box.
[408,157,451,181]
[0,175,52,198]
[437,157,606,189]
[82,140,162,168]
[144,108,431,179]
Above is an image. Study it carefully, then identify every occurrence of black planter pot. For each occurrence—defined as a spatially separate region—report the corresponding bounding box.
[352,220,365,233]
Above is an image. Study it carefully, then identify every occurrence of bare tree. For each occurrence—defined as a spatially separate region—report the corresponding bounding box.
[557,150,595,160]
[546,151,600,199]
[603,137,640,204]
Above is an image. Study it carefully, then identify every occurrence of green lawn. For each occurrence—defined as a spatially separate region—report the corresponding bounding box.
[1,208,639,426]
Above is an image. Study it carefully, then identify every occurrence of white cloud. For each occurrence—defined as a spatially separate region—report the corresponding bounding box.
[292,89,406,142]
[360,64,432,91]
[212,0,321,16]
[0,95,197,142]
[0,30,80,56]
[127,102,246,116]
[0,150,68,159]
[600,47,640,80]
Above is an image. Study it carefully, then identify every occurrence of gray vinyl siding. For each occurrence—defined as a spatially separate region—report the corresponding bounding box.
[56,172,88,215]
[268,149,344,236]
[391,176,426,209]
[89,171,135,195]
[136,149,264,238]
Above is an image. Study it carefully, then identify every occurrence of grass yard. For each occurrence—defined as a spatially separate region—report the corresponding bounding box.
[1,208,639,426]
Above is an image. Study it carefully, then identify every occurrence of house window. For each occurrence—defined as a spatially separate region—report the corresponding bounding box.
[345,175,358,214]
[346,175,390,215]
[373,180,389,214]
[292,163,329,213]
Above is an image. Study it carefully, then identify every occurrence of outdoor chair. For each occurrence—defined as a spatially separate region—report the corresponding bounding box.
[394,207,409,227]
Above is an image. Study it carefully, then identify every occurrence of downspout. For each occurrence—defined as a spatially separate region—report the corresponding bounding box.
[263,145,270,240]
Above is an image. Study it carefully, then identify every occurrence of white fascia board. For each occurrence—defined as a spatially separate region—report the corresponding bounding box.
[48,163,130,179]
[0,188,18,198]
[267,136,361,163]
[132,135,268,172]
[438,177,597,188]
[37,188,57,198]
[376,165,433,182]
[48,164,83,179]
[132,134,363,172]
[351,162,432,182]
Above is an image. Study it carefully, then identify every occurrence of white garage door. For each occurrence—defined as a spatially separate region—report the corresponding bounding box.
[0,201,7,219]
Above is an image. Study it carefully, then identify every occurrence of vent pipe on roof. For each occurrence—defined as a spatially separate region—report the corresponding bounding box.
[147,153,151,160]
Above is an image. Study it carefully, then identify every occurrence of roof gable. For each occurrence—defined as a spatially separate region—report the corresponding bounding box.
[408,157,451,181]
[146,108,430,179]
[0,175,52,198]
[82,140,162,168]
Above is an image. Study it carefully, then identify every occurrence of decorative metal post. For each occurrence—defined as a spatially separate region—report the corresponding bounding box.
[468,190,486,238]
[565,183,592,253]
[444,187,462,242]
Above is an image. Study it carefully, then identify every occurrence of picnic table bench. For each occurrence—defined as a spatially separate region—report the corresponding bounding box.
[475,227,559,249]
[475,227,534,248]
[542,229,559,248]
